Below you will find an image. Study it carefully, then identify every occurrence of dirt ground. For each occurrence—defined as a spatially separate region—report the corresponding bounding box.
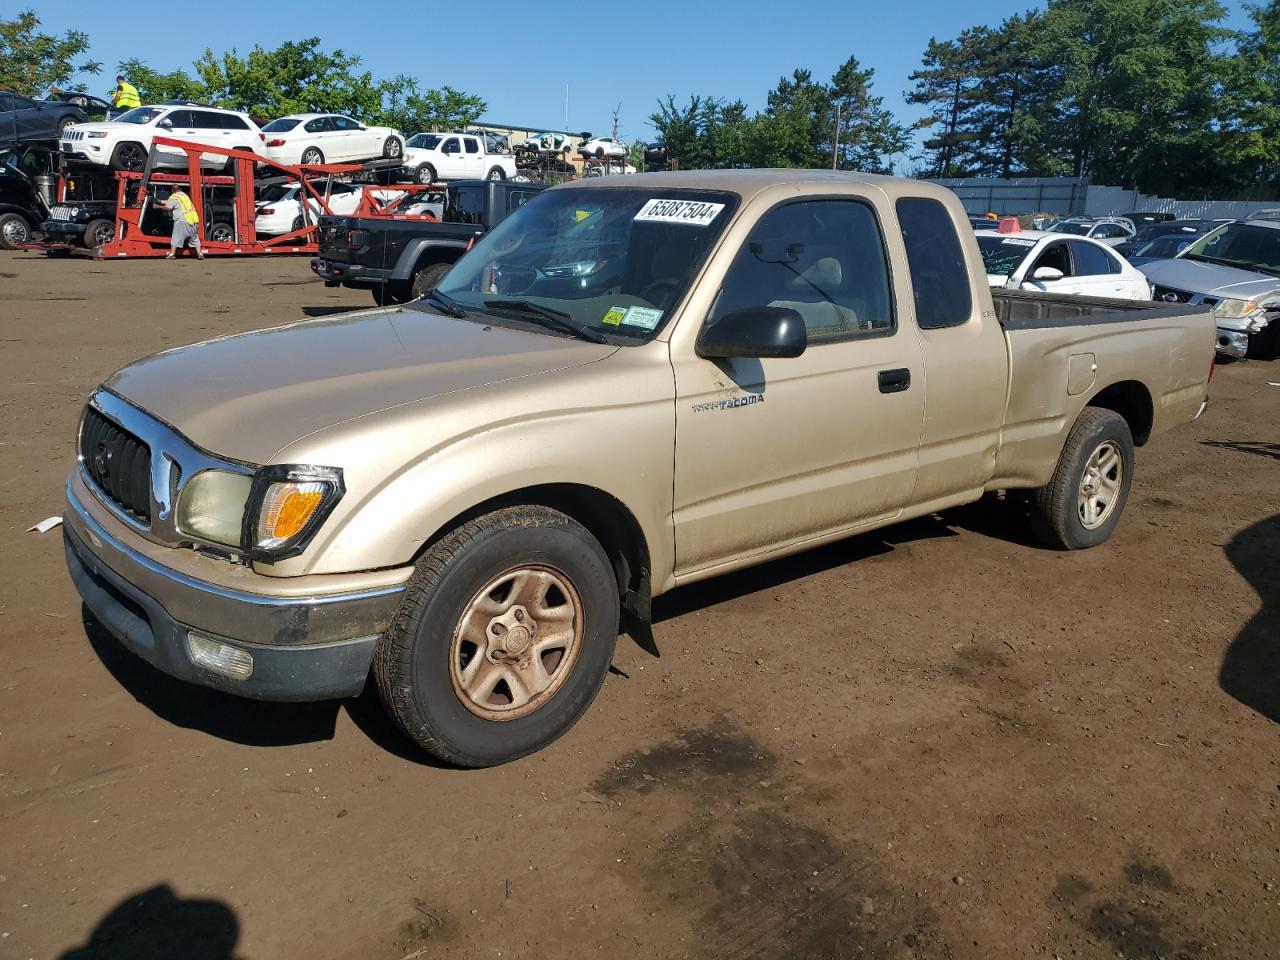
[0,250,1277,960]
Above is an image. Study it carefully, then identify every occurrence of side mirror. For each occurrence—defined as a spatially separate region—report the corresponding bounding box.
[1031,266,1064,281]
[696,306,807,360]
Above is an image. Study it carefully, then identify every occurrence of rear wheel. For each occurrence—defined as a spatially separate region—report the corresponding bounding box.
[374,505,618,767]
[56,116,75,138]
[207,222,233,243]
[1030,407,1134,550]
[413,162,436,185]
[0,212,31,249]
[83,218,115,249]
[301,146,324,166]
[382,136,403,160]
[110,141,147,172]
[410,261,453,300]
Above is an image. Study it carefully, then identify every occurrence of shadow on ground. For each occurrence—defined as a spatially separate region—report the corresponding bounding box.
[1202,440,1280,461]
[57,884,241,960]
[1220,513,1279,723]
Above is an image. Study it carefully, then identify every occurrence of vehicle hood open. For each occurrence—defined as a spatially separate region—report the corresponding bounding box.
[1141,257,1280,300]
[104,306,617,464]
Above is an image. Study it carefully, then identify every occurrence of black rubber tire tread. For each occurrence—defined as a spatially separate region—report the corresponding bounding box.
[110,142,145,171]
[1030,406,1135,550]
[83,218,114,249]
[410,261,453,299]
[373,505,618,767]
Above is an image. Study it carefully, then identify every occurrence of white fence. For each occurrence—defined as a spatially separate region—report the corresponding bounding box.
[929,176,1272,220]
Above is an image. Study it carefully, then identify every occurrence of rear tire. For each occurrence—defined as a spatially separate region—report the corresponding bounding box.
[83,218,115,249]
[382,136,403,160]
[410,261,453,300]
[56,116,75,138]
[207,222,233,243]
[1030,407,1134,550]
[0,212,31,249]
[301,147,324,166]
[374,505,619,767]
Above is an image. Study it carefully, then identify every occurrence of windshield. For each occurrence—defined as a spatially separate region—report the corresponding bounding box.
[976,235,1035,276]
[262,118,300,132]
[1048,221,1091,235]
[427,188,739,342]
[1135,235,1196,259]
[1183,222,1280,273]
[115,106,164,125]
[407,134,442,149]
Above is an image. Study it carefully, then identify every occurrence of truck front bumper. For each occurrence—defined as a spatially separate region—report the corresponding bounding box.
[1216,327,1250,359]
[63,481,408,702]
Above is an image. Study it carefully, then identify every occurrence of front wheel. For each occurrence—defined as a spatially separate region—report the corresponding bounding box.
[1030,407,1135,550]
[374,505,619,767]
[413,162,436,185]
[83,218,115,249]
[485,165,506,181]
[110,141,147,172]
[0,212,31,249]
[206,222,233,243]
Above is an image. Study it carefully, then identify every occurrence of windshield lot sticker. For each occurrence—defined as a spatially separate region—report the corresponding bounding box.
[692,393,764,413]
[601,306,627,326]
[1001,238,1037,246]
[635,198,725,226]
[621,306,663,330]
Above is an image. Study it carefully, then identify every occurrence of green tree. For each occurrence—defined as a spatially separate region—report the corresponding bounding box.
[754,68,832,167]
[829,56,909,173]
[649,94,709,168]
[1217,1,1280,192]
[378,77,486,133]
[906,32,985,177]
[116,58,204,105]
[0,9,99,96]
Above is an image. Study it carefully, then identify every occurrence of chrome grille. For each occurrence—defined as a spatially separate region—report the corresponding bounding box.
[64,129,84,142]
[50,206,74,221]
[1152,285,1192,304]
[80,406,152,522]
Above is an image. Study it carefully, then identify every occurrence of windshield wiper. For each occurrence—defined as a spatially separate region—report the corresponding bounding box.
[422,288,469,318]
[483,299,608,343]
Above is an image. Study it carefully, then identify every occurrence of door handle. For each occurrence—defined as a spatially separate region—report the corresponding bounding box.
[878,368,911,393]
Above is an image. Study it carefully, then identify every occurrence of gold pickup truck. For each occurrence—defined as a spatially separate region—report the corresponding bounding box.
[63,170,1214,766]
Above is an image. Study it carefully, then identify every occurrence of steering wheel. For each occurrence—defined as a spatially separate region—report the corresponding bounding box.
[639,278,680,305]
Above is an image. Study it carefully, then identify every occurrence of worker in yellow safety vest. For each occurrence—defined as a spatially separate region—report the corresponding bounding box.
[109,75,141,118]
[159,187,204,260]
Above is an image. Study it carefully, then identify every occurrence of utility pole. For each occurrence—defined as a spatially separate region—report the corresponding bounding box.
[832,102,841,170]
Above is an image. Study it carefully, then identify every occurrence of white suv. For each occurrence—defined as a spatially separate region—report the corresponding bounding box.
[60,103,262,172]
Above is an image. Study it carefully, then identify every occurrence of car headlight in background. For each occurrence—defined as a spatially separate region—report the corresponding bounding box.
[247,465,344,560]
[176,469,253,547]
[85,131,108,139]
[1213,298,1259,319]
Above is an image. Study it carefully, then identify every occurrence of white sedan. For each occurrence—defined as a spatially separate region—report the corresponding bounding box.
[259,114,404,166]
[254,180,364,235]
[977,230,1151,300]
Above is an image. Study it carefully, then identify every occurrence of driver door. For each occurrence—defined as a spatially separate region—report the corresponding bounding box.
[670,197,926,575]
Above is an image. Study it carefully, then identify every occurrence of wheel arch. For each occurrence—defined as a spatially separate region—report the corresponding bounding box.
[414,483,653,624]
[1085,379,1153,446]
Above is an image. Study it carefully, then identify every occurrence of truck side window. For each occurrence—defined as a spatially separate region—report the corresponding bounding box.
[710,199,894,344]
[895,196,973,329]
[464,138,480,154]
[443,138,461,155]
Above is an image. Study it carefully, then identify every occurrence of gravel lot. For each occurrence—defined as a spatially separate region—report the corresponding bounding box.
[1,251,1276,960]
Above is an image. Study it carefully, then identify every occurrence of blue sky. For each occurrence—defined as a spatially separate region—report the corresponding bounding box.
[40,0,1254,153]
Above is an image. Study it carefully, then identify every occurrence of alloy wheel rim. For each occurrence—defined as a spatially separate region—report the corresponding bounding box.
[449,565,583,721]
[1078,440,1123,530]
[2,220,26,244]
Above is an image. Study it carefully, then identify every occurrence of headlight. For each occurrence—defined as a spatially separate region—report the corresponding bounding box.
[176,470,253,547]
[1213,298,1259,319]
[247,465,344,560]
[85,131,108,139]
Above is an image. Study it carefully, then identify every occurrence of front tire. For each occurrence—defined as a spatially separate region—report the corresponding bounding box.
[485,165,506,181]
[413,162,437,185]
[83,218,115,249]
[0,212,31,249]
[110,141,147,172]
[374,505,619,767]
[1030,407,1135,550]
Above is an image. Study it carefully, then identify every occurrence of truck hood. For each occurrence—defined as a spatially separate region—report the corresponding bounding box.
[1140,257,1280,301]
[63,121,151,136]
[104,306,616,464]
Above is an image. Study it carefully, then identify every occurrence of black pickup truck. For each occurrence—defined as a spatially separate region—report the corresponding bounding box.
[312,179,544,305]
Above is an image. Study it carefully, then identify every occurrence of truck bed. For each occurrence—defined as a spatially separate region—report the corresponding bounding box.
[992,288,1211,330]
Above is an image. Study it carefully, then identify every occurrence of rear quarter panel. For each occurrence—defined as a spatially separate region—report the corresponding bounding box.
[992,306,1214,488]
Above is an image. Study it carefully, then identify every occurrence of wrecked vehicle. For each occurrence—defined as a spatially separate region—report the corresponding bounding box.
[64,170,1214,767]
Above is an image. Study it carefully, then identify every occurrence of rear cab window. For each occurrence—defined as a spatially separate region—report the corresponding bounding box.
[895,196,973,329]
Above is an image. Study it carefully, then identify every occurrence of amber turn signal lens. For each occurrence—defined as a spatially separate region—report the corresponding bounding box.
[256,480,330,549]
[272,489,324,539]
